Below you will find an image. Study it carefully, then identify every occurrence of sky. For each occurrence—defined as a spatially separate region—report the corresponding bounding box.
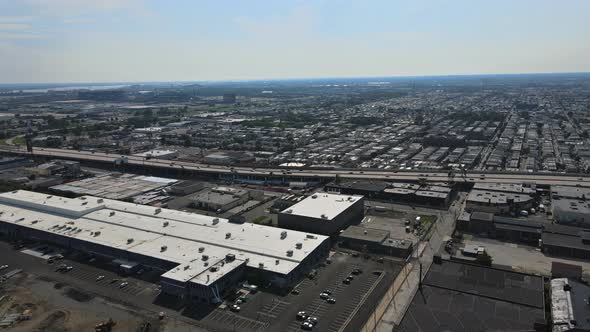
[1,0,590,84]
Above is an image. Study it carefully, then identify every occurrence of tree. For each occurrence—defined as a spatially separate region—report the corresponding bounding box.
[476,251,493,266]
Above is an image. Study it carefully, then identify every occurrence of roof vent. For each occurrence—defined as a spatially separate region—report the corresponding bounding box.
[280,231,287,239]
[286,250,293,257]
[94,231,101,237]
[311,195,318,199]
[306,234,316,239]
[127,238,134,244]
[364,230,368,235]
[198,247,205,253]
[97,199,103,203]
[160,245,167,252]
[320,214,328,219]
[226,253,235,262]
[212,218,219,225]
[202,255,209,261]
[259,262,264,268]
[210,266,219,272]
[275,259,280,265]
[154,208,162,214]
[109,211,115,217]
[295,242,302,249]
[225,232,231,239]
[163,221,169,227]
[184,265,190,270]
[285,209,293,214]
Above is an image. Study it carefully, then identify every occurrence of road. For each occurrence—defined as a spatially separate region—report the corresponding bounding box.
[2,146,590,187]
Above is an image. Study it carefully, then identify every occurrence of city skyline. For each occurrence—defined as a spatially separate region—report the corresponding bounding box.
[1,0,590,83]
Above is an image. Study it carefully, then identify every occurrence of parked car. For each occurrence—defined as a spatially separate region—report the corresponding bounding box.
[296,311,309,320]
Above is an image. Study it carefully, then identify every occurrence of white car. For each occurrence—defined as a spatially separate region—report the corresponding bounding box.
[0,265,8,270]
[119,282,129,288]
[230,304,241,312]
[96,275,105,282]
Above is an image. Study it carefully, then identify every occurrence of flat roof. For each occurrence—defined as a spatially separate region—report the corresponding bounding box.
[473,182,536,195]
[467,189,533,204]
[425,260,545,308]
[281,193,362,221]
[339,225,389,243]
[551,185,590,199]
[0,190,329,285]
[50,173,177,200]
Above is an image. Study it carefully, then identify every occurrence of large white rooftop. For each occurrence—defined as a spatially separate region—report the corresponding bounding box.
[0,190,328,286]
[281,193,363,220]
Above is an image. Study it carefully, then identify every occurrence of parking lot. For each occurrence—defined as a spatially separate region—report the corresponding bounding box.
[0,237,403,332]
[198,250,403,332]
[0,240,161,305]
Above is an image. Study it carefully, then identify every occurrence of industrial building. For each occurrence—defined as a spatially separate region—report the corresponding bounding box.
[466,189,534,214]
[458,211,543,244]
[338,225,413,258]
[550,278,590,332]
[50,173,177,200]
[551,185,590,228]
[399,259,546,332]
[190,186,250,212]
[0,191,330,303]
[278,193,364,235]
[542,224,590,259]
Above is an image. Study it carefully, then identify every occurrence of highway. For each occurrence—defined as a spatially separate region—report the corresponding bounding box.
[1,146,590,186]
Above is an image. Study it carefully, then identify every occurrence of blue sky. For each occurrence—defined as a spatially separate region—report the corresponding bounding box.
[1,0,589,83]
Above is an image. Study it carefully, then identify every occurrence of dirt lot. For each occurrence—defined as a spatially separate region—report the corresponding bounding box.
[0,275,160,332]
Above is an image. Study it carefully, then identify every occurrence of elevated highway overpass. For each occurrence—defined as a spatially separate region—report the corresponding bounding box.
[1,146,589,187]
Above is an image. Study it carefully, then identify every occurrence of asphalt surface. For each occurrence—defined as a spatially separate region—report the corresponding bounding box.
[0,237,403,332]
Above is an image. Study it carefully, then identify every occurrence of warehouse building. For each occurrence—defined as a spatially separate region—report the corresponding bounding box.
[338,225,413,258]
[466,189,534,214]
[278,193,364,235]
[190,186,250,213]
[0,191,329,303]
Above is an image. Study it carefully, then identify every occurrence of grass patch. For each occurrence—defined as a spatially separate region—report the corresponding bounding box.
[252,216,269,225]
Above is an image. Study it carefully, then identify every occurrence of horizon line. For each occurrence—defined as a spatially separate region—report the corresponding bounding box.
[2,71,590,87]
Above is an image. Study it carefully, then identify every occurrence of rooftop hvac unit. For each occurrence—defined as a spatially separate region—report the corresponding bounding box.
[160,245,167,252]
[259,263,264,268]
[202,255,209,261]
[286,250,293,257]
[295,243,302,249]
[184,265,190,270]
[280,231,287,239]
[109,211,115,217]
[275,259,280,265]
[127,238,134,244]
[226,253,235,262]
[212,218,219,225]
[81,202,87,206]
[210,266,219,272]
[311,195,318,199]
[306,234,316,239]
[320,214,328,219]
[198,247,205,253]
[94,231,101,237]
[154,208,162,214]
[46,195,53,199]
[163,221,169,227]
[285,209,293,214]
[97,199,103,203]
[204,262,209,267]
[225,232,231,239]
